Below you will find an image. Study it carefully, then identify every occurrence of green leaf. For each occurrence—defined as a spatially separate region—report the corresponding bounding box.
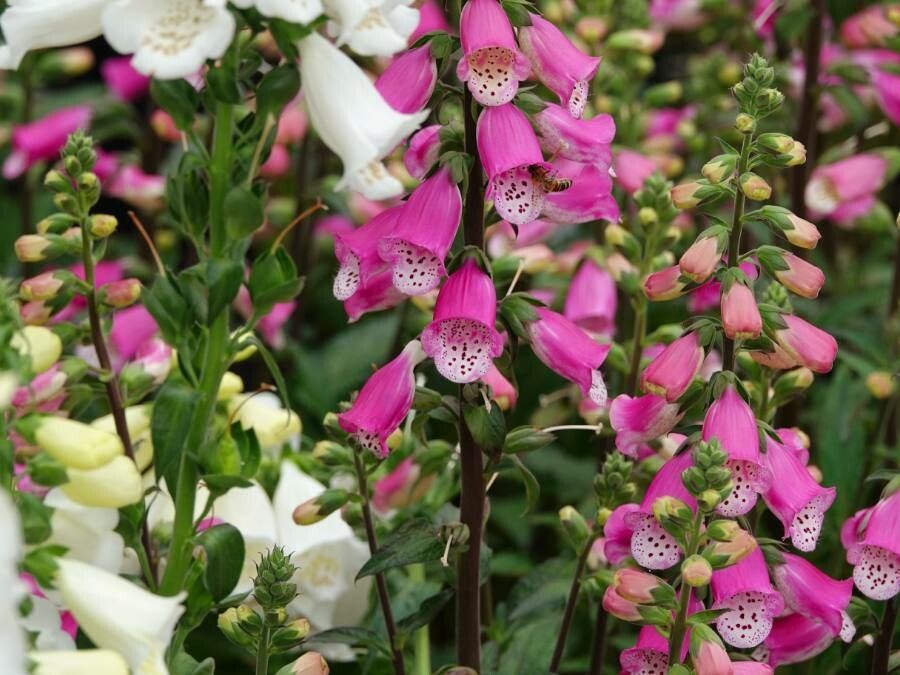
[202,474,253,493]
[205,259,244,323]
[463,400,506,451]
[306,626,390,656]
[256,65,301,121]
[396,587,453,636]
[497,616,558,675]
[152,381,202,495]
[206,66,242,104]
[26,453,68,487]
[509,455,540,515]
[18,493,53,544]
[248,249,304,316]
[150,79,199,130]
[224,187,265,240]
[21,545,65,588]
[356,518,444,580]
[143,274,192,346]
[196,523,245,601]
[687,608,728,625]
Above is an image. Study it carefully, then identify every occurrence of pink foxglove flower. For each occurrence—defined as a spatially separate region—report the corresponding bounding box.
[692,636,732,675]
[333,204,403,301]
[526,307,610,405]
[131,337,174,385]
[542,162,619,225]
[761,436,835,551]
[620,626,670,674]
[403,125,441,179]
[343,269,406,322]
[774,314,837,374]
[12,363,67,408]
[870,61,900,126]
[109,306,158,363]
[758,247,824,299]
[259,145,291,179]
[535,103,615,166]
[721,281,762,339]
[375,45,438,114]
[641,332,704,402]
[711,547,784,648]
[702,386,771,517]
[773,552,855,642]
[624,452,697,570]
[409,0,450,43]
[106,164,166,211]
[421,259,503,383]
[338,340,426,457]
[481,365,517,410]
[372,457,427,513]
[609,393,682,457]
[761,613,839,667]
[477,103,569,226]
[603,503,641,564]
[377,167,462,295]
[456,0,529,106]
[101,56,150,102]
[679,231,724,283]
[518,13,601,118]
[564,259,617,337]
[840,4,899,48]
[615,150,658,194]
[649,0,706,31]
[642,264,686,301]
[844,490,900,600]
[805,153,889,217]
[3,105,92,180]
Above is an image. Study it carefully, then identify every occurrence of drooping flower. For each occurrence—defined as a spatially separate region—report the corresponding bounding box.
[534,104,615,166]
[564,259,617,337]
[377,168,462,295]
[641,332,704,402]
[324,0,419,57]
[773,313,838,374]
[649,0,706,31]
[456,0,529,106]
[620,625,670,674]
[343,269,406,322]
[421,260,503,383]
[805,153,889,217]
[481,365,517,410]
[375,45,438,114]
[333,204,403,301]
[232,0,323,24]
[844,490,900,600]
[702,386,771,517]
[101,56,150,102]
[602,586,642,621]
[773,552,855,642]
[609,393,683,457]
[409,0,449,42]
[761,436,835,551]
[756,246,824,299]
[526,307,610,405]
[2,105,92,180]
[0,0,106,70]
[372,457,431,513]
[44,488,126,574]
[615,150,658,194]
[840,4,899,48]
[338,340,425,457]
[642,264,686,301]
[721,281,762,340]
[298,33,428,199]
[759,613,840,667]
[542,162,619,225]
[679,229,725,283]
[711,547,785,648]
[518,12,601,117]
[403,124,441,179]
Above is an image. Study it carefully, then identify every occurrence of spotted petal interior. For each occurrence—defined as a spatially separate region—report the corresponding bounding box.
[715,591,776,648]
[790,492,830,552]
[465,47,520,106]
[383,240,444,295]
[589,369,608,406]
[629,513,682,570]
[428,318,497,384]
[853,545,900,600]
[492,166,546,225]
[620,648,668,675]
[333,252,361,301]
[568,80,589,118]
[840,610,856,643]
[354,430,388,459]
[716,460,766,517]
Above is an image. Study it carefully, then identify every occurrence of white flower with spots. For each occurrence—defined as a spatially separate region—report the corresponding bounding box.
[324,0,418,57]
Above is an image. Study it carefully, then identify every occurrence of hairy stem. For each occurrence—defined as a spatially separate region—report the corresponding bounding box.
[255,625,270,675]
[722,134,752,373]
[549,533,597,674]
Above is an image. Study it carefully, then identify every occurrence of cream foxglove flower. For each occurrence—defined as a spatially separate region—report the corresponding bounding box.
[31,650,129,675]
[55,558,185,675]
[0,492,27,675]
[298,32,428,199]
[101,0,235,79]
[274,461,371,660]
[324,0,418,57]
[227,392,301,452]
[61,456,143,509]
[231,0,322,23]
[44,489,126,573]
[0,0,108,70]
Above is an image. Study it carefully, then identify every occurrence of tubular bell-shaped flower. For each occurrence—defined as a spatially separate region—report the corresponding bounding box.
[518,13,601,117]
[421,260,503,383]
[375,45,438,114]
[298,33,428,200]
[620,625,670,674]
[526,307,610,405]
[534,104,615,166]
[0,0,106,70]
[711,547,784,649]
[721,280,762,340]
[456,0,529,106]
[641,332,704,402]
[773,313,837,374]
[609,393,683,457]
[343,269,406,322]
[232,0,324,24]
[804,153,889,216]
[760,613,838,667]
[761,436,835,551]
[477,103,569,226]
[324,0,419,57]
[773,552,855,642]
[844,490,900,600]
[337,340,425,457]
[377,167,462,295]
[542,162,619,225]
[564,259,617,337]
[702,386,771,516]
[332,204,403,301]
[403,124,441,179]
[3,105,92,180]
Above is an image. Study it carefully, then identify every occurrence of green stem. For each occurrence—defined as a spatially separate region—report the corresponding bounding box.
[667,511,704,663]
[208,102,235,256]
[256,625,270,675]
[722,134,753,373]
[549,533,598,674]
[409,564,431,675]
[626,297,647,396]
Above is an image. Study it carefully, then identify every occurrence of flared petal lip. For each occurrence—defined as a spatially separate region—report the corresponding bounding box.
[421,316,505,358]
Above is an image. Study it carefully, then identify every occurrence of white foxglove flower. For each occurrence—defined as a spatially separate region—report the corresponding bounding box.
[44,489,126,573]
[324,0,418,57]
[227,392,301,452]
[0,492,27,675]
[231,0,322,24]
[20,593,75,651]
[0,0,108,69]
[101,0,235,79]
[55,558,185,675]
[298,32,428,199]
[31,650,129,675]
[274,461,371,660]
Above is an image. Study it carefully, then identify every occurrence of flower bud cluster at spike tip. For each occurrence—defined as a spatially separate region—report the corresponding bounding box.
[681,440,733,511]
[252,547,299,614]
[594,451,636,507]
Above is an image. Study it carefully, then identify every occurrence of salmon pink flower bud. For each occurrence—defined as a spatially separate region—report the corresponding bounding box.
[756,246,824,298]
[477,103,568,225]
[773,552,854,641]
[403,125,441,180]
[456,0,530,106]
[12,364,67,408]
[840,4,899,48]
[671,181,704,209]
[534,103,615,166]
[701,154,738,183]
[613,568,668,603]
[518,13,601,117]
[150,109,181,142]
[343,269,406,322]
[15,235,53,263]
[338,340,426,457]
[2,105,91,180]
[691,629,731,675]
[615,150,657,194]
[372,457,431,513]
[564,260,617,337]
[259,145,291,179]
[706,526,757,566]
[19,271,69,302]
[845,491,900,600]
[609,393,682,457]
[602,586,641,621]
[542,162,619,225]
[375,45,438,114]
[682,554,713,587]
[679,228,725,282]
[711,547,784,648]
[721,281,762,339]
[98,278,141,309]
[761,436,835,551]
[526,307,610,405]
[702,386,771,516]
[421,260,503,383]
[761,613,839,668]
[774,314,837,374]
[641,332,704,402]
[101,56,150,102]
[481,365,517,410]
[642,264,686,301]
[378,168,462,295]
[333,204,403,301]
[805,153,889,216]
[740,172,772,201]
[783,141,806,167]
[291,651,330,675]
